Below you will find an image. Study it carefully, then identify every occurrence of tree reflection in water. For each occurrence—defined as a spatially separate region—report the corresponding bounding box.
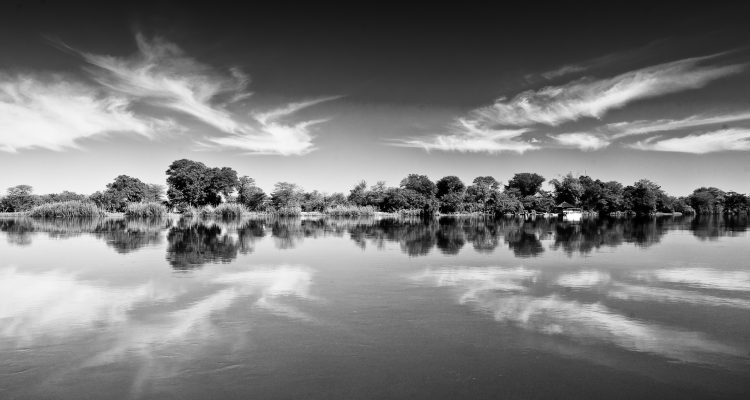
[166,218,266,270]
[2,214,747,264]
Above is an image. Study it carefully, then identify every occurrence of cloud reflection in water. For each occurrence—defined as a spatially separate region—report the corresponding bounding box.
[412,266,747,366]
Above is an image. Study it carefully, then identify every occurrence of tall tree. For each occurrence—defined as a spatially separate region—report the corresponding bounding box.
[166,159,239,208]
[436,176,465,198]
[549,174,584,205]
[623,179,663,214]
[3,185,36,212]
[400,174,437,198]
[506,173,545,197]
[465,176,500,212]
[348,180,368,206]
[237,176,267,210]
[271,182,304,209]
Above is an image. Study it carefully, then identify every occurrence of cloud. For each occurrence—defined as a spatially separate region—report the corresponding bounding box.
[205,97,340,156]
[538,39,669,81]
[0,73,172,152]
[80,33,249,133]
[607,111,750,139]
[630,128,750,153]
[399,52,744,155]
[471,54,744,128]
[551,132,610,150]
[78,33,338,155]
[391,118,539,154]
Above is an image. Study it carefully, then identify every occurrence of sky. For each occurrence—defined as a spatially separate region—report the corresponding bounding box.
[1,2,749,196]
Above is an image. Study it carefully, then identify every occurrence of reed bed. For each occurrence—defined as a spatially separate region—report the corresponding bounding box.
[273,206,302,217]
[398,209,424,217]
[26,201,105,218]
[124,202,168,218]
[182,203,249,218]
[213,203,249,218]
[324,205,377,217]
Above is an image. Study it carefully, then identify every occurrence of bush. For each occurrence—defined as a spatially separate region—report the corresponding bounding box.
[213,203,248,218]
[325,205,377,217]
[26,201,106,218]
[274,206,302,216]
[124,202,167,218]
[398,209,423,217]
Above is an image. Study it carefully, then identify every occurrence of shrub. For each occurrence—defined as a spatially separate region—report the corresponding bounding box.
[398,209,423,217]
[324,205,377,217]
[213,203,248,218]
[274,205,302,216]
[124,202,167,218]
[26,201,106,218]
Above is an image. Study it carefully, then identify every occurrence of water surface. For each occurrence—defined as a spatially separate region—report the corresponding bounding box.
[1,215,749,399]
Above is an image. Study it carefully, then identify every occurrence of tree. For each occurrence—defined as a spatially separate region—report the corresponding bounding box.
[623,179,663,214]
[381,188,410,212]
[436,176,466,213]
[89,190,118,211]
[506,173,545,197]
[237,176,267,210]
[325,192,348,208]
[493,192,524,214]
[436,176,465,198]
[3,185,36,212]
[439,192,465,213]
[688,187,726,214]
[145,184,165,202]
[166,159,239,208]
[301,190,326,212]
[271,182,304,209]
[465,176,500,212]
[365,181,388,210]
[400,174,437,198]
[549,174,584,205]
[724,192,749,214]
[348,180,368,206]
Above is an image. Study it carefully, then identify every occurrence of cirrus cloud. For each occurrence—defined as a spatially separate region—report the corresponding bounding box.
[551,132,610,151]
[630,128,750,153]
[0,73,174,152]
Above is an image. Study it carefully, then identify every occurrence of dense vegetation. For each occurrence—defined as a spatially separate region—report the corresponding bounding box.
[1,159,748,217]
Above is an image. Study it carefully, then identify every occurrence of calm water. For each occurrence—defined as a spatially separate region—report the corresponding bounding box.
[1,215,749,399]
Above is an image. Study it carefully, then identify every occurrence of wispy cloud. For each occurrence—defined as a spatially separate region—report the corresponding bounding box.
[398,52,744,155]
[80,33,249,133]
[551,132,610,150]
[630,128,750,153]
[538,40,669,81]
[607,111,750,139]
[391,118,538,154]
[205,97,340,156]
[75,33,338,155]
[0,73,172,152]
[472,54,744,128]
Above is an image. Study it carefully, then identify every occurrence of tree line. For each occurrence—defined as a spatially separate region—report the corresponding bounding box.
[1,158,748,216]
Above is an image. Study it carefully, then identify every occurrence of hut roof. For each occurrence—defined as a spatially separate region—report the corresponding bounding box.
[556,201,575,209]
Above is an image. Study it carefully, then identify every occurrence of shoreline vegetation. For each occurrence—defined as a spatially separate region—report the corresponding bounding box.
[1,158,748,219]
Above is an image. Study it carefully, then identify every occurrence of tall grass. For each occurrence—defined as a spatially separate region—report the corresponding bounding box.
[182,203,249,218]
[213,203,248,218]
[274,206,302,217]
[124,202,167,218]
[398,209,423,217]
[26,201,105,218]
[324,205,377,217]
